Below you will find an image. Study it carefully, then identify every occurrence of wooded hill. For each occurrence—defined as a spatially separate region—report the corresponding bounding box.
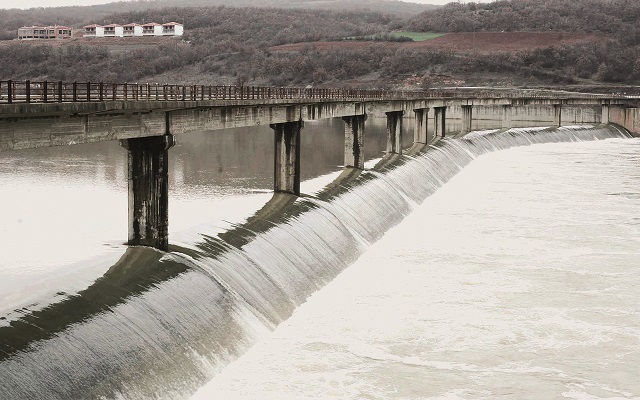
[407,0,640,44]
[0,0,432,40]
[0,0,638,89]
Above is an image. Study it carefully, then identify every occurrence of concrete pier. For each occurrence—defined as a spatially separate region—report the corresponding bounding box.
[502,105,513,129]
[434,106,446,138]
[601,104,610,124]
[461,105,473,134]
[120,134,175,251]
[413,108,429,144]
[272,120,303,195]
[342,115,366,169]
[386,111,404,154]
[553,104,562,127]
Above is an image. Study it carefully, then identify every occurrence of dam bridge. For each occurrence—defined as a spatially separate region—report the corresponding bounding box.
[1,79,639,250]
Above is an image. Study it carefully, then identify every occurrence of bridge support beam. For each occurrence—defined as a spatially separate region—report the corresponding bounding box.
[553,104,562,127]
[502,105,513,129]
[433,106,446,139]
[120,134,175,251]
[271,120,303,195]
[413,108,429,144]
[461,105,473,134]
[386,111,404,154]
[342,114,366,169]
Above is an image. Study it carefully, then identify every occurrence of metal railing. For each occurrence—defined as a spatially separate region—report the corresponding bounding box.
[0,80,627,105]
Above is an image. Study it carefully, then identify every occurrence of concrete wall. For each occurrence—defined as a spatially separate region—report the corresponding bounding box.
[610,107,640,137]
[443,104,602,135]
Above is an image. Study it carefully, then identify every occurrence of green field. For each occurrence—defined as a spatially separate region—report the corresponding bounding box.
[389,31,445,41]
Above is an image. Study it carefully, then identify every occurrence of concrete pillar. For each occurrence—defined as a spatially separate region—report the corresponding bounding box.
[342,114,366,169]
[601,104,610,124]
[413,108,429,144]
[461,105,473,134]
[434,106,447,138]
[553,104,562,127]
[386,111,404,154]
[502,105,513,129]
[120,134,175,251]
[271,120,303,195]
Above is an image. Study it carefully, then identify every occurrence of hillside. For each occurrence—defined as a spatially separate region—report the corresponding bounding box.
[0,0,639,89]
[0,0,432,40]
[157,0,437,16]
[407,0,640,40]
[272,32,608,54]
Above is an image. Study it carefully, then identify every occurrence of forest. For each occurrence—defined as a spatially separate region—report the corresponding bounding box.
[0,0,638,88]
[407,0,640,37]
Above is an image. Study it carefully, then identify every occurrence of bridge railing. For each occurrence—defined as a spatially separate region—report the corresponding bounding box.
[0,80,628,104]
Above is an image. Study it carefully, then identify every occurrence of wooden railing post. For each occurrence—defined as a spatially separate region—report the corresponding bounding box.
[43,81,48,103]
[58,81,63,102]
[7,79,13,104]
[99,82,104,101]
[72,81,77,102]
[87,82,91,101]
[25,80,31,103]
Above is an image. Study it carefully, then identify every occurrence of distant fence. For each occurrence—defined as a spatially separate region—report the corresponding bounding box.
[0,80,627,104]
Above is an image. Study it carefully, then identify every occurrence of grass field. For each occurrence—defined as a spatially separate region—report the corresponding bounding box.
[390,31,444,41]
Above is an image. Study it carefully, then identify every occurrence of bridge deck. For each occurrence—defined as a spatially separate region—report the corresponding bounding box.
[0,80,638,152]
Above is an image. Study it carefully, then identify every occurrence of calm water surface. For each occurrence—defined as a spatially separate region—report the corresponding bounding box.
[0,118,397,321]
[193,138,640,400]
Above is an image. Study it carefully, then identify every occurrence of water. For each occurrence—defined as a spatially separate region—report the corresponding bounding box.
[194,135,640,399]
[0,118,636,399]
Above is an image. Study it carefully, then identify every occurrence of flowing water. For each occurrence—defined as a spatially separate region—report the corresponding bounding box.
[194,131,640,400]
[0,118,637,399]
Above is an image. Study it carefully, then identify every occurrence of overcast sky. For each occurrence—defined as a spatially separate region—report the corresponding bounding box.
[0,0,493,10]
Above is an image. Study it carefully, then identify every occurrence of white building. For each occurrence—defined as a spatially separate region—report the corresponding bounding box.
[102,24,124,37]
[162,22,184,37]
[83,22,184,38]
[123,23,143,37]
[83,24,104,38]
[142,23,163,36]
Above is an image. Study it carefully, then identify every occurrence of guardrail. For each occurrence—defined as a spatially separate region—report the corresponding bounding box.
[0,80,628,104]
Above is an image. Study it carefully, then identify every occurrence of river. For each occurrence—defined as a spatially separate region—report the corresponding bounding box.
[193,136,640,399]
[0,118,637,399]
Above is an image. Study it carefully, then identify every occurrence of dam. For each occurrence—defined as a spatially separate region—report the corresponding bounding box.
[0,81,639,398]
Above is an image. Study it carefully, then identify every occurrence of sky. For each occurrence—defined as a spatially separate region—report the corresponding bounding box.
[0,0,494,10]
